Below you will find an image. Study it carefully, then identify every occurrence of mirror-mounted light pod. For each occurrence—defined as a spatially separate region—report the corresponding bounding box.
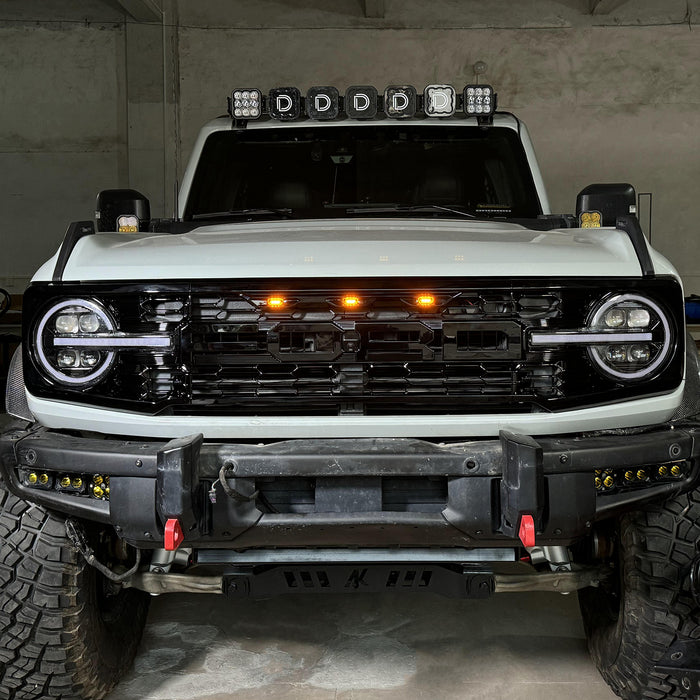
[95,189,150,232]
[269,87,302,120]
[231,88,262,119]
[463,84,494,116]
[424,85,456,117]
[345,86,378,119]
[117,215,139,233]
[306,86,340,120]
[580,211,602,228]
[384,85,417,119]
[576,183,636,227]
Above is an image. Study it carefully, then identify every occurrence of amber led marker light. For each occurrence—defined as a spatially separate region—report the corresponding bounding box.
[266,296,286,308]
[342,295,361,308]
[416,294,436,307]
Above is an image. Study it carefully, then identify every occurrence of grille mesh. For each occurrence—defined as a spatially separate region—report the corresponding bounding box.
[180,288,564,414]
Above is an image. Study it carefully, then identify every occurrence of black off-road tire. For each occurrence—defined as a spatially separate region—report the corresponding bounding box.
[580,491,700,699]
[0,482,150,700]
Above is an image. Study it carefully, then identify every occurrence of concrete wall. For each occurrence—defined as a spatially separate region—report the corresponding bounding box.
[2,0,700,294]
[0,2,126,293]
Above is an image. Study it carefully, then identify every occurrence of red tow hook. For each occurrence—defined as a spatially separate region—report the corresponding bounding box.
[164,518,185,551]
[518,514,536,548]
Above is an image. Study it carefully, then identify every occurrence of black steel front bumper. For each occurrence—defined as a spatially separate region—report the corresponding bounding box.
[2,421,700,550]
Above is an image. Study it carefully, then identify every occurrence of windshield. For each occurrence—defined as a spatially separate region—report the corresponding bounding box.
[184,124,542,221]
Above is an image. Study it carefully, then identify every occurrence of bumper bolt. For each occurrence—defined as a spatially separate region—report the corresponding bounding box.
[559,454,568,464]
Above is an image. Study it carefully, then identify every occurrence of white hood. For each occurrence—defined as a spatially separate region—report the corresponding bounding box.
[37,218,652,282]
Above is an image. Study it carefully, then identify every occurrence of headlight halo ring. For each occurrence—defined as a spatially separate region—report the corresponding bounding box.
[587,292,673,381]
[34,297,117,386]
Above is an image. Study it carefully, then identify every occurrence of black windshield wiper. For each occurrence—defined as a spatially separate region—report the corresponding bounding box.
[191,208,295,221]
[344,204,475,218]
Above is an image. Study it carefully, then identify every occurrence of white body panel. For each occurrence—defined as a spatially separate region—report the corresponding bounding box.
[26,384,684,440]
[36,220,647,282]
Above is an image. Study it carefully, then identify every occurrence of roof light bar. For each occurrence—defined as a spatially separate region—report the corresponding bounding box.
[231,89,262,119]
[306,86,340,120]
[345,85,378,119]
[424,85,456,117]
[268,87,302,120]
[384,85,417,119]
[464,85,495,116]
[227,84,498,121]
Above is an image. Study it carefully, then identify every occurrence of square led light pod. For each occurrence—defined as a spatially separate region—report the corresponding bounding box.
[384,85,417,119]
[230,88,262,119]
[306,86,340,120]
[580,211,602,228]
[345,86,378,119]
[269,87,302,120]
[424,85,456,117]
[463,84,495,116]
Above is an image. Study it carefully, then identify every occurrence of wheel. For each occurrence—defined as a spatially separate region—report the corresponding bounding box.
[579,491,700,699]
[0,482,149,700]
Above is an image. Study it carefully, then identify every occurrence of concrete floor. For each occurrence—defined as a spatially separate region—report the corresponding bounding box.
[106,591,619,700]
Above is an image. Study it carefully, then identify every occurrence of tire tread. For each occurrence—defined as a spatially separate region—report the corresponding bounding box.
[0,484,147,700]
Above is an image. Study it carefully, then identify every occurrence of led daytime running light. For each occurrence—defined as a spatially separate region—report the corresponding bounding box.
[34,299,117,386]
[588,294,672,381]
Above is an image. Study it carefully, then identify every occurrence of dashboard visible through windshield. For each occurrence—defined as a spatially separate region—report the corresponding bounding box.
[184,124,542,222]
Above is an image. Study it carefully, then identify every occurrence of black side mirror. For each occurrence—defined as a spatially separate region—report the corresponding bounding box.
[576,183,636,227]
[95,189,151,232]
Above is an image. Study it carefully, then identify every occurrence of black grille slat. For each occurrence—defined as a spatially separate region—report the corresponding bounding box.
[181,287,564,413]
[189,362,552,402]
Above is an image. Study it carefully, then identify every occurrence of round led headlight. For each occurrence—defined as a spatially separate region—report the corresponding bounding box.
[34,299,117,386]
[588,293,673,380]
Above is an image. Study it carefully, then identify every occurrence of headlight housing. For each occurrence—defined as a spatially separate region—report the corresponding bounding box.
[588,294,673,380]
[33,299,117,386]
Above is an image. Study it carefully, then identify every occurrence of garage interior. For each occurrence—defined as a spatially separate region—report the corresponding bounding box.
[1,1,699,698]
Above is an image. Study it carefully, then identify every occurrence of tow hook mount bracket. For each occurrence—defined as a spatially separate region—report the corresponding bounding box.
[499,431,544,544]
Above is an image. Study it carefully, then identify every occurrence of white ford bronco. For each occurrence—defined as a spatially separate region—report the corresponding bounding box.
[2,84,700,700]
